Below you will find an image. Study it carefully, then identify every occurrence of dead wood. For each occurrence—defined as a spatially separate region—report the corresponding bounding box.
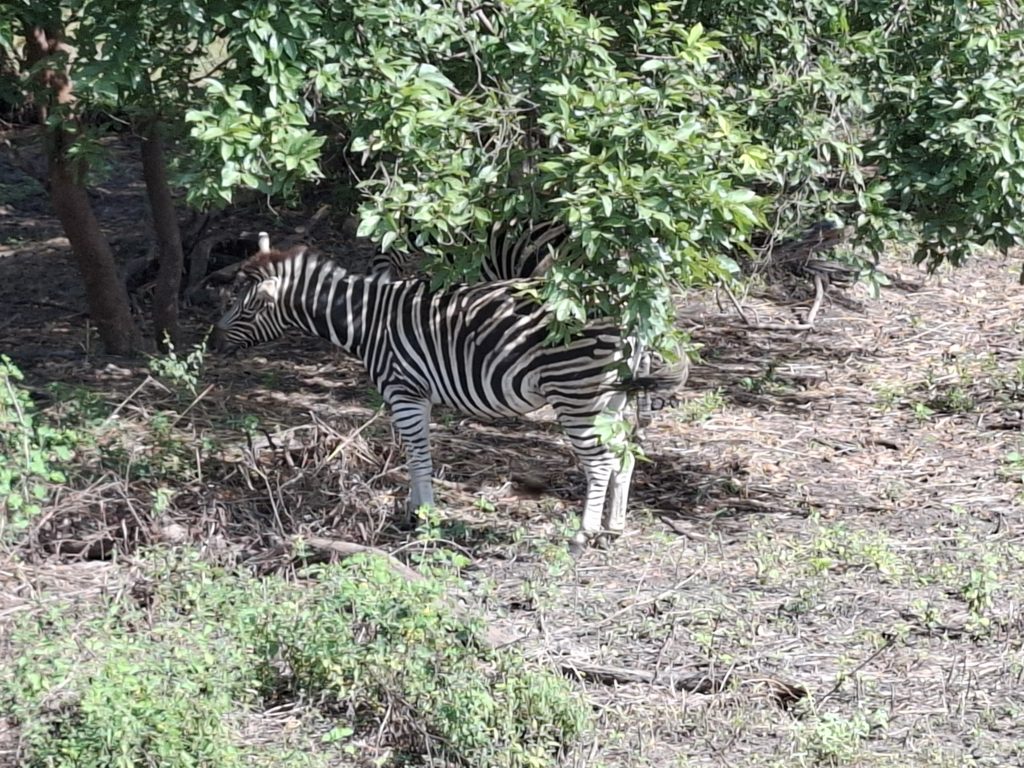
[295,535,426,582]
[559,661,808,708]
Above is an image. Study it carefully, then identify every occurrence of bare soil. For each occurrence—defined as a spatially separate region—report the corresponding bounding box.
[2,134,1023,767]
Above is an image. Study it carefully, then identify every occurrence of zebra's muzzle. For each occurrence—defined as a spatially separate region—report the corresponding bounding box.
[210,324,235,354]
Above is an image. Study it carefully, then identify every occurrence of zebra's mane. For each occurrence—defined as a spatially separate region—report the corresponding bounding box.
[241,245,347,279]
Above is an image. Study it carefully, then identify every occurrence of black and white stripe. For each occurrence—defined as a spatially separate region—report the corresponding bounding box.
[368,218,570,282]
[214,244,685,550]
[367,218,676,438]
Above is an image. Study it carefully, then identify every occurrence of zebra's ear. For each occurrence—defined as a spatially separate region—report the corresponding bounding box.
[255,276,281,305]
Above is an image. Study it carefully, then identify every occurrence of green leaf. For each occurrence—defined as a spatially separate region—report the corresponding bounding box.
[357,214,381,238]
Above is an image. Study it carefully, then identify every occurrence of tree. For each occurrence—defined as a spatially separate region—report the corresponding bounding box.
[5,1,1024,355]
[675,0,1024,267]
[67,0,228,351]
[179,0,1024,348]
[182,0,764,350]
[2,1,226,352]
[16,17,143,355]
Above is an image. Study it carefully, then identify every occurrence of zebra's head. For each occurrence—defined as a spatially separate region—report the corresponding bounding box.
[212,238,303,353]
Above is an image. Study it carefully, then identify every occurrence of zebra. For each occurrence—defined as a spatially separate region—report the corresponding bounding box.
[366,217,674,439]
[368,218,570,282]
[212,241,687,552]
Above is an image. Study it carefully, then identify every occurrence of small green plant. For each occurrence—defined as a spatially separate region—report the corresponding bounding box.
[961,551,1001,631]
[149,339,206,398]
[872,383,903,412]
[911,401,934,422]
[750,525,798,585]
[809,517,905,581]
[152,486,175,515]
[518,541,576,611]
[0,357,78,541]
[415,502,444,540]
[227,412,261,437]
[928,385,975,415]
[739,364,790,395]
[675,388,725,423]
[1002,450,1024,484]
[102,411,208,485]
[6,602,254,767]
[909,598,943,630]
[537,540,575,579]
[795,710,879,766]
[45,382,109,425]
[474,495,497,513]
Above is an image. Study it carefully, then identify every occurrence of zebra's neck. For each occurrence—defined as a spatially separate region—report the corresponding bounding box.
[276,251,378,358]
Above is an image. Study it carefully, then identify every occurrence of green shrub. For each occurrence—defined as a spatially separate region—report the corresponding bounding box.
[148,340,206,399]
[7,613,251,768]
[0,356,78,541]
[4,550,588,767]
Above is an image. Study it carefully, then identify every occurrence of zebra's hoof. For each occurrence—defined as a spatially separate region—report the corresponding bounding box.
[594,531,620,550]
[568,531,593,559]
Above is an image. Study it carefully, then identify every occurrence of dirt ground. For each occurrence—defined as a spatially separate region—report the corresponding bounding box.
[2,135,1024,767]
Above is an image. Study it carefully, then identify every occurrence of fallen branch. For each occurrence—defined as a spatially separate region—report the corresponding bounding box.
[719,274,826,332]
[296,535,425,583]
[322,407,385,465]
[804,274,826,326]
[560,661,807,708]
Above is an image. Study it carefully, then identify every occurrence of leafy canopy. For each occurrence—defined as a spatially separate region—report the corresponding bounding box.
[3,0,1024,347]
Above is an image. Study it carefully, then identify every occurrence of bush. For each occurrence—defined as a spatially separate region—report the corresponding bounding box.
[0,356,77,542]
[3,550,588,767]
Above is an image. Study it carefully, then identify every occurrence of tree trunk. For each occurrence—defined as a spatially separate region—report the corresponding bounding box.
[25,26,142,356]
[140,122,184,351]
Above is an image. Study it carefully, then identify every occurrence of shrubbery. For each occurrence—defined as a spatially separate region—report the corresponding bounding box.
[0,357,77,541]
[4,550,588,767]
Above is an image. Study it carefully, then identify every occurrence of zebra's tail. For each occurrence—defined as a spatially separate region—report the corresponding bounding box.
[618,368,687,394]
[618,353,689,434]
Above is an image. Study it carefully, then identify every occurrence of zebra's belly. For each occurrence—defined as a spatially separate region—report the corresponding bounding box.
[428,379,547,420]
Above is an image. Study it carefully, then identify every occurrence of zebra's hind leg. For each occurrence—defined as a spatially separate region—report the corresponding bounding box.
[632,349,654,445]
[552,393,625,556]
[602,451,635,544]
[388,397,435,525]
[568,448,618,557]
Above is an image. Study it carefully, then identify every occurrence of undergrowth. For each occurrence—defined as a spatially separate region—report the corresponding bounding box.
[3,549,588,768]
[0,356,78,541]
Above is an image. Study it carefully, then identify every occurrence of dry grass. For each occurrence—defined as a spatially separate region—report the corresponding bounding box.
[2,138,1024,766]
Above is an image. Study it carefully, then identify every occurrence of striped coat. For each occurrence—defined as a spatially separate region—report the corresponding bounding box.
[214,244,684,550]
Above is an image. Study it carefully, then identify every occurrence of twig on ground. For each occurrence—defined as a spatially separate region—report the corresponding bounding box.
[559,661,808,708]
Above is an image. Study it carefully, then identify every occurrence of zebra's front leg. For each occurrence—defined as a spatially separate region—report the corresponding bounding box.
[388,397,435,521]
